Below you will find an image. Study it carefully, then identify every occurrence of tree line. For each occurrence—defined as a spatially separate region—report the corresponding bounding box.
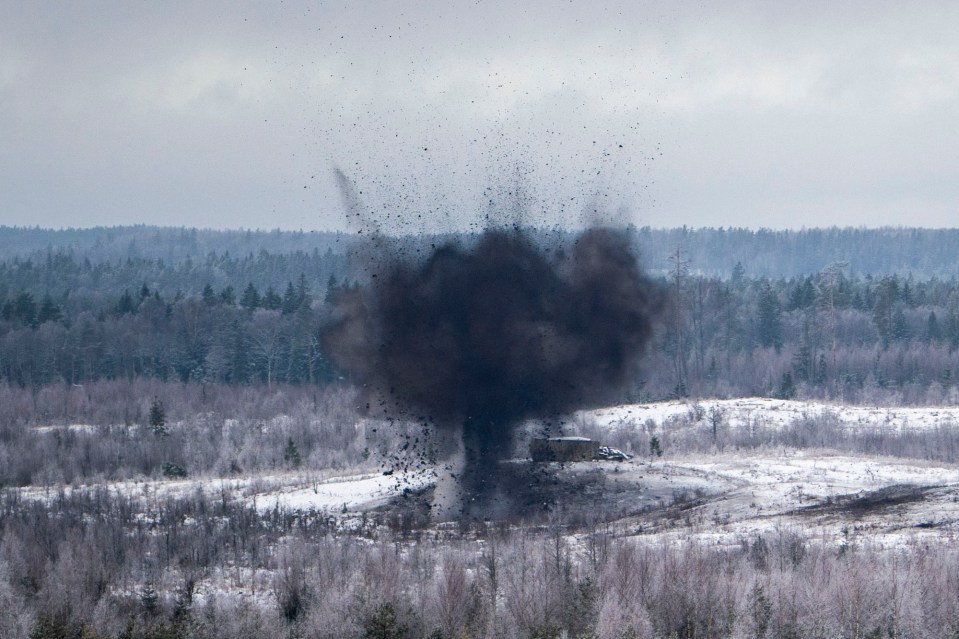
[3,231,959,403]
[0,277,344,388]
[0,244,347,300]
[7,224,959,279]
[647,260,959,403]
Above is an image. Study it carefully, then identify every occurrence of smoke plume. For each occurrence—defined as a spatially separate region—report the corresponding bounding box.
[322,226,661,517]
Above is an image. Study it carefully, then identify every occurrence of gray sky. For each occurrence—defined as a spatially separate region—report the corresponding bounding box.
[2,1,958,232]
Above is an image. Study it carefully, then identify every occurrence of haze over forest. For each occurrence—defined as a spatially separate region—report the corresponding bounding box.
[4,224,959,278]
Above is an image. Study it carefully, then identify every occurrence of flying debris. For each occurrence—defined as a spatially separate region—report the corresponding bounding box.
[322,224,661,518]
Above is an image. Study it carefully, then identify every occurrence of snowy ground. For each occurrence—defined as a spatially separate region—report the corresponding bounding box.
[17,398,959,547]
[570,398,959,547]
[584,397,959,433]
[16,468,433,515]
[569,451,959,549]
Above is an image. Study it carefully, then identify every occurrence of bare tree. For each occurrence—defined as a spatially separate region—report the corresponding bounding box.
[249,309,283,388]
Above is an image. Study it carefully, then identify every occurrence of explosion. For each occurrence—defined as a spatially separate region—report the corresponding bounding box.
[322,199,661,518]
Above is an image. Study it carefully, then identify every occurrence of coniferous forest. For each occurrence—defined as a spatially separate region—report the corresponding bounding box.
[2,225,959,404]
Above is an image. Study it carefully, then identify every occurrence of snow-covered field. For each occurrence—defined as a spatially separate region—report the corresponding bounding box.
[16,468,433,516]
[17,398,959,547]
[577,451,959,548]
[585,397,959,432]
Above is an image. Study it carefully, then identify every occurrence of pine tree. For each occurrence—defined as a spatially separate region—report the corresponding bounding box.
[362,602,408,639]
[815,353,828,384]
[149,397,167,435]
[36,295,62,324]
[947,307,959,350]
[891,305,910,342]
[324,274,339,304]
[650,436,663,458]
[793,342,813,382]
[777,372,796,399]
[284,437,302,468]
[281,281,299,315]
[14,291,38,326]
[115,290,136,316]
[746,584,773,639]
[296,273,311,309]
[731,261,745,287]
[926,311,941,342]
[139,583,159,616]
[757,283,783,351]
[240,282,261,310]
[872,276,899,347]
[262,286,282,310]
[219,285,236,305]
[201,283,217,306]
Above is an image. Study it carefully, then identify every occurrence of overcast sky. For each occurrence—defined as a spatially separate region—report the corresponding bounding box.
[2,1,958,232]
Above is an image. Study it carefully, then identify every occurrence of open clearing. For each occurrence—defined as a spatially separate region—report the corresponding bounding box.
[17,398,959,548]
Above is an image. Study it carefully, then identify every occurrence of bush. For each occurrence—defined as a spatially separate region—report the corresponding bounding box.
[363,603,410,639]
[162,463,187,479]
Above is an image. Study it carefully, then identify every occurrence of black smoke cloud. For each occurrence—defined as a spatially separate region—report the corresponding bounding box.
[322,226,661,514]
